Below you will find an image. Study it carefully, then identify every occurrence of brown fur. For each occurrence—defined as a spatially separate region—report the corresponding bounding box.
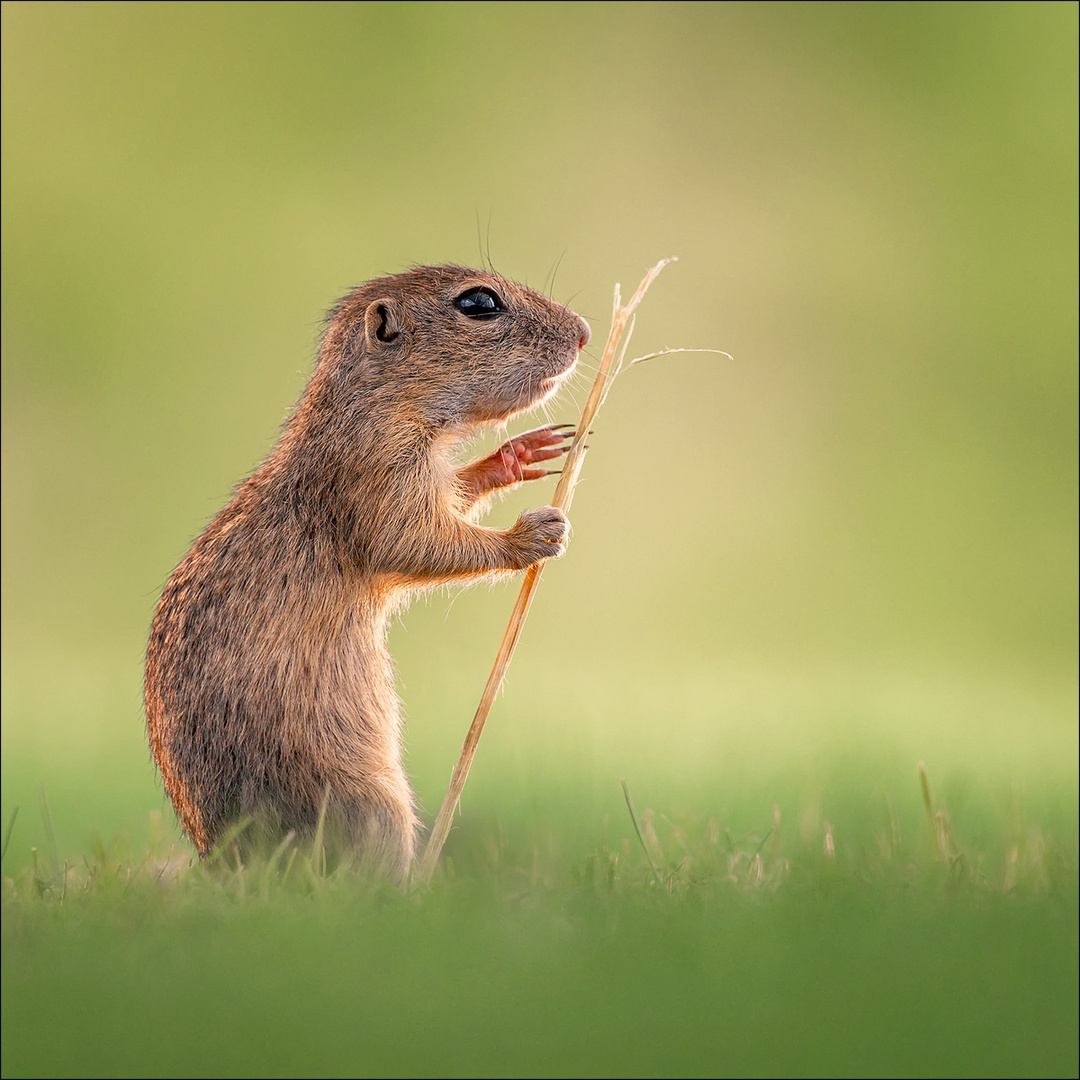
[144,266,590,878]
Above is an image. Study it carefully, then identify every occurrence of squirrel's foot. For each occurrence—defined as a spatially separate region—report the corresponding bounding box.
[458,424,574,499]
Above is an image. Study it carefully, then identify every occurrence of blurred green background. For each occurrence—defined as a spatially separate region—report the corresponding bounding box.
[2,1,1076,862]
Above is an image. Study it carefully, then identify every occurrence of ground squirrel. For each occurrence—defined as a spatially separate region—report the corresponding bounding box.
[145,265,590,877]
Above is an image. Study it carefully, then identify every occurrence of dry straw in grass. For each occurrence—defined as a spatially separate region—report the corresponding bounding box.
[416,258,721,885]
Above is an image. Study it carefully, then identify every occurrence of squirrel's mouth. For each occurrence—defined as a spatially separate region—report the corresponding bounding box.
[545,346,581,382]
[543,360,576,385]
[527,354,578,408]
[481,346,580,424]
[537,354,578,395]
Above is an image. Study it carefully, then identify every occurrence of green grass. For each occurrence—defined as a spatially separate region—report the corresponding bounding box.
[3,766,1076,1079]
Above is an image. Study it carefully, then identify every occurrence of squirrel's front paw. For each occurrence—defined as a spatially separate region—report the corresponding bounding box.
[511,506,570,566]
[458,424,574,499]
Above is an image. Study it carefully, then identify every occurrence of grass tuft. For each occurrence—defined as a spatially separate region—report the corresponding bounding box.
[5,767,1071,910]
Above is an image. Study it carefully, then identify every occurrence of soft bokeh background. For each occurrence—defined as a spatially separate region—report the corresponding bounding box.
[2,1,1076,861]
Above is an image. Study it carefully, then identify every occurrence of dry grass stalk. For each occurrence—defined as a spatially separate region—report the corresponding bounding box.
[415,258,679,885]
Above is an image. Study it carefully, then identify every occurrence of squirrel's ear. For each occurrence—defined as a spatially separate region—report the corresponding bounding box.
[364,298,406,348]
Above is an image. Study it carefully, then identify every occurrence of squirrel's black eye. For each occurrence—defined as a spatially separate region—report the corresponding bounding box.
[455,288,503,319]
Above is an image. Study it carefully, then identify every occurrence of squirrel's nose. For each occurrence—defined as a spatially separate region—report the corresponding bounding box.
[577,318,591,350]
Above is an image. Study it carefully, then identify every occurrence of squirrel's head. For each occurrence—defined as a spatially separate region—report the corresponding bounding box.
[319,266,590,429]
